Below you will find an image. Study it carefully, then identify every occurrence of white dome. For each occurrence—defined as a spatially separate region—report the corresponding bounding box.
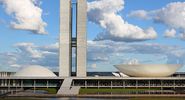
[14,65,57,77]
[115,64,182,77]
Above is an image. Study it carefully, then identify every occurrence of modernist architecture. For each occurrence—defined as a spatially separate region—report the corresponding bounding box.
[59,0,87,77]
[14,65,57,77]
[1,0,185,97]
[115,64,182,77]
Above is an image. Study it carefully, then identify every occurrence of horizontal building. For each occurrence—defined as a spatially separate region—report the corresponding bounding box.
[1,76,185,95]
[0,72,15,77]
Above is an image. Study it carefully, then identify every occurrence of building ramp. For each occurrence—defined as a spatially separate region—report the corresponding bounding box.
[57,78,80,95]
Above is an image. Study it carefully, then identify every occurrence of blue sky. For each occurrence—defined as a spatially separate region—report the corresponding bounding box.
[0,0,185,72]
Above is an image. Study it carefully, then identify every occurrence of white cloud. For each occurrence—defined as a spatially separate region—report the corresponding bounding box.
[154,2,185,40]
[91,64,97,69]
[128,2,185,40]
[0,41,185,71]
[179,33,185,40]
[88,55,109,62]
[127,10,149,20]
[164,29,176,38]
[0,0,47,34]
[0,42,59,71]
[153,2,185,30]
[124,58,140,64]
[10,64,21,68]
[87,0,157,42]
[87,40,185,65]
[15,43,42,58]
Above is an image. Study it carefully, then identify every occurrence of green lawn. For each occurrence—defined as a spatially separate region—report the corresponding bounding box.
[79,88,161,94]
[32,88,57,94]
[0,98,46,100]
[130,98,185,100]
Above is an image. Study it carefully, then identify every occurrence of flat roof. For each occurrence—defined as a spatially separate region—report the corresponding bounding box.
[1,76,185,80]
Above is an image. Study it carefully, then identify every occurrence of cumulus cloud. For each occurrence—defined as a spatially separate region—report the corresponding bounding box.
[87,40,185,65]
[164,29,176,38]
[127,10,149,20]
[15,43,42,58]
[0,42,58,71]
[87,0,157,42]
[0,41,185,71]
[124,58,139,64]
[179,33,185,40]
[10,64,21,68]
[88,55,109,62]
[0,0,47,34]
[128,2,185,40]
[91,64,97,69]
[153,2,185,30]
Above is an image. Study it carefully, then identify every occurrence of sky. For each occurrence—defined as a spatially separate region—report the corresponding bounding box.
[0,0,185,72]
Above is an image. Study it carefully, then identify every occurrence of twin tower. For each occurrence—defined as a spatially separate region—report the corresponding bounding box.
[59,0,87,77]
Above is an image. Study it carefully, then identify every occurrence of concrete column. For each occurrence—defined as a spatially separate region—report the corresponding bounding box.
[161,80,163,94]
[85,80,87,88]
[13,80,15,86]
[21,80,23,89]
[149,80,150,89]
[123,81,125,89]
[16,83,17,94]
[47,80,49,88]
[98,80,99,89]
[173,80,176,94]
[5,79,7,86]
[72,80,74,86]
[2,79,4,86]
[8,79,10,92]
[59,0,72,77]
[76,0,87,77]
[111,81,112,89]
[34,80,36,93]
[149,80,151,95]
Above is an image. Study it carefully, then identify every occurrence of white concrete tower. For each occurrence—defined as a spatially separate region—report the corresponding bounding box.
[60,0,87,77]
[76,0,87,77]
[59,0,71,77]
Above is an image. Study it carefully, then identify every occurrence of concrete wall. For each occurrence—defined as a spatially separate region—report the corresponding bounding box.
[59,0,72,77]
[76,0,87,77]
[59,0,87,77]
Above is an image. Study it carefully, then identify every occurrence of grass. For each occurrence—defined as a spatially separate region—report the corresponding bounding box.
[79,87,161,94]
[130,98,185,100]
[0,97,46,100]
[32,88,57,94]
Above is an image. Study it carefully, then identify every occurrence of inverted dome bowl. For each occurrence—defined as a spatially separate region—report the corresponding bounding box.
[114,64,182,77]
